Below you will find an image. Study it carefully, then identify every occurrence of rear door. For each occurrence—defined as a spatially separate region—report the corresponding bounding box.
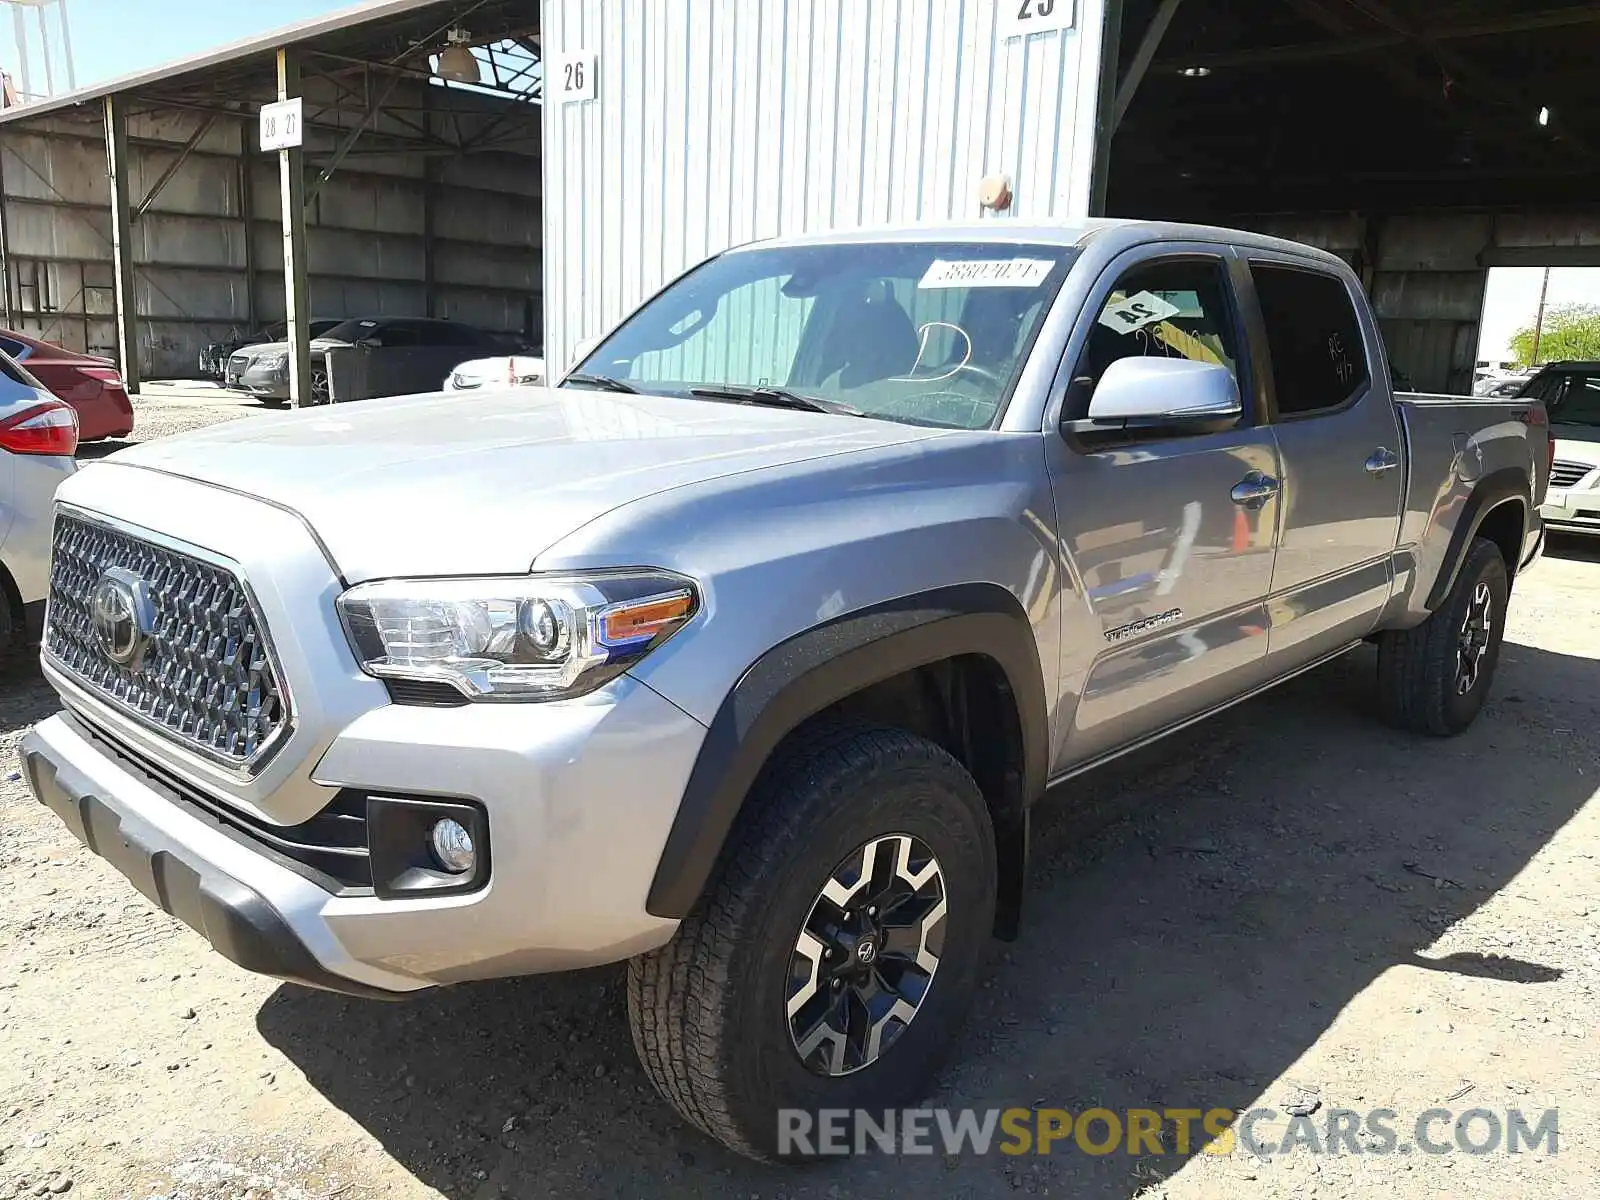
[1242,255,1405,662]
[1045,246,1283,769]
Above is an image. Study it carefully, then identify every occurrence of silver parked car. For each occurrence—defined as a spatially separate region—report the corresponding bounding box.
[0,348,76,653]
[21,220,1545,1160]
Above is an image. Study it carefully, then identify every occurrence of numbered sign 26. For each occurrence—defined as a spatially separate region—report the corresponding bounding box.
[999,0,1077,39]
[557,52,598,104]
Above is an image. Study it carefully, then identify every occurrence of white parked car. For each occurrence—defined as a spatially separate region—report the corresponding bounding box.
[0,349,77,652]
[1519,361,1600,534]
[443,355,546,391]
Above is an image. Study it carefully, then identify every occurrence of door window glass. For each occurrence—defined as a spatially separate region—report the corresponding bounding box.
[1250,264,1370,417]
[1069,258,1240,420]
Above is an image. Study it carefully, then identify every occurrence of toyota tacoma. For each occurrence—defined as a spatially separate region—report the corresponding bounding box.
[22,219,1548,1160]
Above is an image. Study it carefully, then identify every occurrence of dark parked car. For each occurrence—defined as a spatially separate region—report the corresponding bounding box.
[225,317,518,404]
[201,319,340,379]
[0,329,133,442]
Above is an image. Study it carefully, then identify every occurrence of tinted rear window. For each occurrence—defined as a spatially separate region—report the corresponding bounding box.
[1251,264,1369,417]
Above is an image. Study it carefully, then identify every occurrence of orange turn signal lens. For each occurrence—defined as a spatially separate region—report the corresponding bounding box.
[599,590,695,648]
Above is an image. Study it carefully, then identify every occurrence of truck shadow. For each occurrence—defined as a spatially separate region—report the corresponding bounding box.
[257,638,1599,1199]
[1544,531,1600,563]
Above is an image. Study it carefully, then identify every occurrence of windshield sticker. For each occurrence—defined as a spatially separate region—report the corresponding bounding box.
[1098,290,1183,333]
[918,258,1054,289]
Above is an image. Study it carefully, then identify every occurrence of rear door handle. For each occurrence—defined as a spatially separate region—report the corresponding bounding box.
[1230,472,1279,510]
[1365,447,1399,475]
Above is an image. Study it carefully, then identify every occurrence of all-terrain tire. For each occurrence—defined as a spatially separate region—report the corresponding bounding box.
[1377,535,1509,736]
[627,722,997,1160]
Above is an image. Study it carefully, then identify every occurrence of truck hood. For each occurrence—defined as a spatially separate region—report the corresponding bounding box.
[106,387,949,580]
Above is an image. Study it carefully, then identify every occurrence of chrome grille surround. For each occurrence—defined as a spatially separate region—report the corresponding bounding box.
[43,507,292,775]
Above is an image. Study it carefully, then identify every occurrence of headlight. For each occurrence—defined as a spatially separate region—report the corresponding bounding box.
[450,372,483,390]
[255,351,288,370]
[337,570,698,701]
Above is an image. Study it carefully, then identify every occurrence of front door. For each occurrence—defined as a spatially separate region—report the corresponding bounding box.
[1044,249,1283,771]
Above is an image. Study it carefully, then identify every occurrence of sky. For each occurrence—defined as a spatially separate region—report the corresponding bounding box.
[0,0,350,97]
[1479,268,1600,365]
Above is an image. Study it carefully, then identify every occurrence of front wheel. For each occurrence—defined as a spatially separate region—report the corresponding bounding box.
[1377,535,1510,736]
[627,723,996,1160]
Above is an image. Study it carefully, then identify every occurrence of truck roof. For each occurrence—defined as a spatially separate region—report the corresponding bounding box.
[738,218,1352,271]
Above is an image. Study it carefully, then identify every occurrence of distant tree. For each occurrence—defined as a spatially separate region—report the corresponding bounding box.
[1510,302,1600,366]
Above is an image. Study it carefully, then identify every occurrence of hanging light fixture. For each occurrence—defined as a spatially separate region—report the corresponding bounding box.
[435,28,481,85]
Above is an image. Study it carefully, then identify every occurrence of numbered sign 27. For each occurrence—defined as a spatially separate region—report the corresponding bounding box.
[556,52,598,104]
[999,0,1077,39]
[259,97,303,152]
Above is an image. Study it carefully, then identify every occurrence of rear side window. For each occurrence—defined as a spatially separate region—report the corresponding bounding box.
[1251,264,1369,417]
[0,349,39,395]
[0,336,27,359]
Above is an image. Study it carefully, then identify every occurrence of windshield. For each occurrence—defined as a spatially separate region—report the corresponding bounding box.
[1547,372,1600,428]
[319,318,381,342]
[566,241,1078,429]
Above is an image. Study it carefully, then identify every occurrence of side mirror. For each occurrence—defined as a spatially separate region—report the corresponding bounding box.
[1072,357,1241,433]
[571,334,602,363]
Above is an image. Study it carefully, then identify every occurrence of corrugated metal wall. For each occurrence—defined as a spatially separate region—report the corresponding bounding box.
[541,0,1110,371]
[0,79,541,377]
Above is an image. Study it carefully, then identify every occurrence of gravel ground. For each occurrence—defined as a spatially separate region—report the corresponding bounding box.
[2,393,1597,1198]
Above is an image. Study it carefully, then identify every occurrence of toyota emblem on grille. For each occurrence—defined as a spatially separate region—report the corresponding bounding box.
[89,566,156,668]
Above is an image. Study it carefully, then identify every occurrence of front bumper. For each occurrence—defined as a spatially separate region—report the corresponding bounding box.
[22,723,401,998]
[1540,488,1600,535]
[21,671,706,996]
[225,362,290,398]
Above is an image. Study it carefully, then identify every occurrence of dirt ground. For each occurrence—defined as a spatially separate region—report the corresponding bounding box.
[2,391,1597,1199]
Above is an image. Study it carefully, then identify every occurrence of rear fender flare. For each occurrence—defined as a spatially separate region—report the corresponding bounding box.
[1424,467,1530,611]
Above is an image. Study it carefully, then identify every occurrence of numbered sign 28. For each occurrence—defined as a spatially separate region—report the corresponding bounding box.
[999,0,1077,39]
[556,52,598,104]
[259,97,303,152]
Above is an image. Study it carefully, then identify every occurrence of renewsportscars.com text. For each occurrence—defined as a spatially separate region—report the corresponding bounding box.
[777,1106,1560,1159]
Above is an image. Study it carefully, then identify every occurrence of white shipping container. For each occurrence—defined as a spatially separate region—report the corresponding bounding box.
[540,0,1111,371]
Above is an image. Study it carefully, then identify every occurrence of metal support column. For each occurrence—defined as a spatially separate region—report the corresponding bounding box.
[276,47,312,407]
[238,153,257,329]
[103,95,141,394]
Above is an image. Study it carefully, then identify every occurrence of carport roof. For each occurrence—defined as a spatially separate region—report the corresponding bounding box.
[0,0,538,125]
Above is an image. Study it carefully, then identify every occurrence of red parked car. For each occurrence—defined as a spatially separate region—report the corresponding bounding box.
[0,330,133,442]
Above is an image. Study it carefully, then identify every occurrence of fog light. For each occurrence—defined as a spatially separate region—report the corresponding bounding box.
[429,818,476,874]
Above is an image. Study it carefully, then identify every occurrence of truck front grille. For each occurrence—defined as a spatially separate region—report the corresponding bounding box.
[44,511,289,773]
[1550,459,1594,490]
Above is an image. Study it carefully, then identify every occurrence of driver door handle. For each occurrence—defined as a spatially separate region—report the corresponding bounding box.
[1230,472,1279,510]
[1365,447,1399,475]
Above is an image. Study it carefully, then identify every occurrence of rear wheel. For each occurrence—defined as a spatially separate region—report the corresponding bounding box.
[627,723,996,1160]
[1377,536,1509,736]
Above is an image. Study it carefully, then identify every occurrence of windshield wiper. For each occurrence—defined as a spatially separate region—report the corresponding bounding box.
[564,372,639,393]
[689,385,863,417]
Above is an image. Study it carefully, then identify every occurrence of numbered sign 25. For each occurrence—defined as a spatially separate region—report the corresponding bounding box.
[557,52,598,104]
[999,0,1077,39]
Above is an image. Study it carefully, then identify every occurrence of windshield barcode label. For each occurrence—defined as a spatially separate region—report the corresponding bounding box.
[918,259,1054,289]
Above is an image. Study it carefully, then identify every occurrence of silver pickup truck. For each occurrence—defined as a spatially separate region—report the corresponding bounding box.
[21,219,1547,1160]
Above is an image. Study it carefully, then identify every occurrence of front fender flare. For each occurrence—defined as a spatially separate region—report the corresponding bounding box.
[643,583,1048,919]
